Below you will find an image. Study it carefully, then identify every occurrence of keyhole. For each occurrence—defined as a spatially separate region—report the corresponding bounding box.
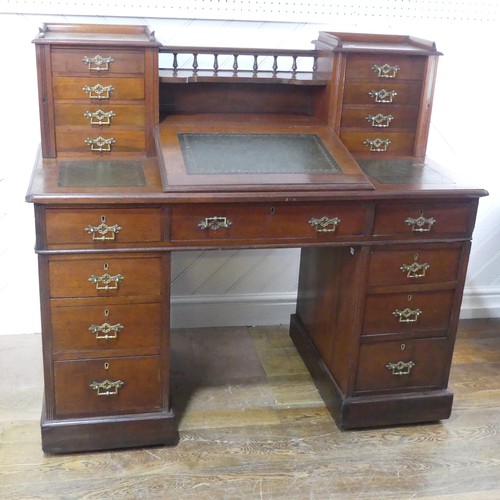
[401,344,406,351]
[104,309,109,317]
[101,215,106,223]
[408,294,412,302]
[103,263,109,271]
[104,362,110,370]
[270,207,275,215]
[414,253,419,261]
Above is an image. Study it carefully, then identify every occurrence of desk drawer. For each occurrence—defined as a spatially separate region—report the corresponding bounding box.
[343,82,422,106]
[373,202,475,238]
[345,54,427,81]
[53,77,144,100]
[48,254,163,299]
[54,103,146,127]
[170,202,367,243]
[367,246,462,286]
[55,128,146,153]
[44,208,162,247]
[340,131,414,155]
[355,337,449,393]
[51,303,162,356]
[53,355,162,417]
[51,48,145,75]
[340,105,419,130]
[362,290,454,337]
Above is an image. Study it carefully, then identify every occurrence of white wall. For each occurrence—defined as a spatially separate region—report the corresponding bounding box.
[0,1,498,334]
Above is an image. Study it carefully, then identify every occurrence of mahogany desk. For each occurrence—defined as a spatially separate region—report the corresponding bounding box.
[26,23,487,453]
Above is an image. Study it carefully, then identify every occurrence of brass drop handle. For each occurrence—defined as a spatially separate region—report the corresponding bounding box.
[82,55,114,71]
[84,109,116,125]
[85,215,121,241]
[366,113,394,128]
[198,216,232,231]
[82,83,114,99]
[405,212,436,232]
[368,88,397,103]
[385,360,415,376]
[363,138,391,152]
[308,216,341,233]
[88,263,124,291]
[89,379,124,396]
[88,322,124,340]
[372,63,400,78]
[400,253,430,278]
[393,307,422,323]
[84,136,116,152]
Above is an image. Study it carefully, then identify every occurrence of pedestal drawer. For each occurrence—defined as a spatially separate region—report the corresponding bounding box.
[53,355,162,417]
[48,254,163,298]
[51,303,162,356]
[343,82,422,106]
[362,290,454,337]
[355,337,449,393]
[44,208,162,247]
[367,245,462,286]
[170,202,367,243]
[55,128,146,153]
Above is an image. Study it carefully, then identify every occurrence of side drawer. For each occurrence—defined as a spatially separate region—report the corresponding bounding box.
[53,355,162,417]
[44,208,162,247]
[51,303,162,356]
[362,290,455,337]
[55,128,146,153]
[373,202,476,238]
[367,245,463,286]
[340,105,419,130]
[53,77,145,100]
[343,82,422,106]
[48,254,163,298]
[170,202,367,243]
[345,54,427,81]
[340,131,415,155]
[355,337,449,393]
[51,48,145,75]
[54,103,146,127]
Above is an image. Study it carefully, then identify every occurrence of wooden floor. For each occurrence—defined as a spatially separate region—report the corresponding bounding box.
[1,319,499,499]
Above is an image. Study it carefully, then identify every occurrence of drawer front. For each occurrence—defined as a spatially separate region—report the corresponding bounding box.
[51,48,145,75]
[54,103,146,127]
[343,82,422,106]
[373,202,475,238]
[362,290,454,336]
[355,337,449,393]
[170,203,367,243]
[340,131,415,155]
[51,303,162,355]
[340,105,419,131]
[345,55,427,81]
[53,77,145,100]
[54,356,162,417]
[48,255,163,298]
[367,246,463,286]
[55,128,146,153]
[44,208,162,246]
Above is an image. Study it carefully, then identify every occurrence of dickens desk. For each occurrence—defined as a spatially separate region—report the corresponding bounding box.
[26,23,487,453]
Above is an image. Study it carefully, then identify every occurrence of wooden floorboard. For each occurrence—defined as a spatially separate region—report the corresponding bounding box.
[1,319,499,499]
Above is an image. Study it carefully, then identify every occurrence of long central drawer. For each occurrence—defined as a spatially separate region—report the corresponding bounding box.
[169,202,368,244]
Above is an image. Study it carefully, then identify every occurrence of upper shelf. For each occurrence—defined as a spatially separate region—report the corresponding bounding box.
[158,46,326,85]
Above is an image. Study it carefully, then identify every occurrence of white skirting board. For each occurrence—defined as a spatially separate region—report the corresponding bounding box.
[170,287,500,329]
[460,286,500,320]
[171,292,297,329]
